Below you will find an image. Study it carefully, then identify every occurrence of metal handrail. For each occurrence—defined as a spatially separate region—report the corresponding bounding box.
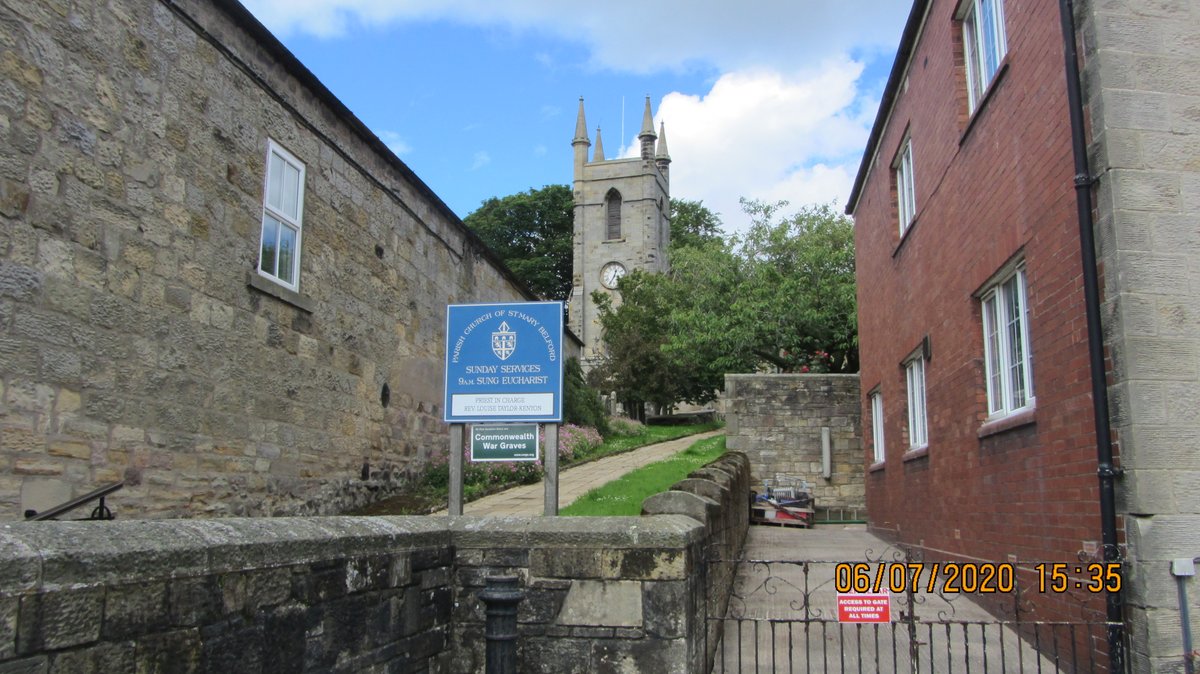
[23,481,124,521]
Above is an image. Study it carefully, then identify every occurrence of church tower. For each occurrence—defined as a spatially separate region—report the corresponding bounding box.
[569,96,672,367]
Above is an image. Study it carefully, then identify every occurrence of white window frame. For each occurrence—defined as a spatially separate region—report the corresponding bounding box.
[905,356,928,451]
[961,0,1008,113]
[870,391,886,464]
[981,266,1034,417]
[895,139,916,235]
[258,139,306,291]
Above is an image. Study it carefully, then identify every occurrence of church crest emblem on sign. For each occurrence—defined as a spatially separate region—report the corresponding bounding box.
[491,321,516,360]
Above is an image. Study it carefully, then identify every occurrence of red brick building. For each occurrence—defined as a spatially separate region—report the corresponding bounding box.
[847,0,1200,670]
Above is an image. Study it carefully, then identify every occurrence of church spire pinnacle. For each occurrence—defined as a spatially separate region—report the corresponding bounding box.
[655,121,671,164]
[573,96,590,146]
[593,126,606,161]
[638,95,657,160]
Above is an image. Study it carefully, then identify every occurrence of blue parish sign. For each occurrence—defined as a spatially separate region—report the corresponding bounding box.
[444,302,564,423]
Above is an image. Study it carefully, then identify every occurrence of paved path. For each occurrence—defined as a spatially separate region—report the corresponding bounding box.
[433,430,723,516]
[715,525,1072,673]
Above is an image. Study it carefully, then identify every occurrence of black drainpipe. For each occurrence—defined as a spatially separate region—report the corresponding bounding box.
[1057,0,1125,670]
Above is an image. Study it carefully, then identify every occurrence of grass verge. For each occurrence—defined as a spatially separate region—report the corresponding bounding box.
[350,422,721,515]
[567,422,722,466]
[560,435,726,516]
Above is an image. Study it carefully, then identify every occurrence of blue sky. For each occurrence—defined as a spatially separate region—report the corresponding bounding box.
[242,1,911,235]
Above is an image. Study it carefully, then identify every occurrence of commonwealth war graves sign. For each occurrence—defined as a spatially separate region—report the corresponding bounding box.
[443,302,564,423]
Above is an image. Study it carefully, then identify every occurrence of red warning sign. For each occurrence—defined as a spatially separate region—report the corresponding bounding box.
[837,593,892,623]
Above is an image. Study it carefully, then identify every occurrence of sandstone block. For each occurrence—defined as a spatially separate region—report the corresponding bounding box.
[557,580,642,627]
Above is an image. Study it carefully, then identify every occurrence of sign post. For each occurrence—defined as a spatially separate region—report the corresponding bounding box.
[543,424,558,516]
[448,424,463,516]
[443,302,564,515]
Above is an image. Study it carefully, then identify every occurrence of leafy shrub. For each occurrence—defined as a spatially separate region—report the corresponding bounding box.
[551,423,603,462]
[607,416,645,437]
[564,357,611,436]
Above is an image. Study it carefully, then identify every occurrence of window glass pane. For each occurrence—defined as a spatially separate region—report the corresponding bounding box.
[267,152,284,212]
[281,161,301,220]
[980,0,1000,79]
[963,18,980,109]
[1004,277,1026,408]
[916,361,926,445]
[983,295,1003,414]
[907,360,927,448]
[277,224,297,285]
[260,215,279,276]
[871,394,885,462]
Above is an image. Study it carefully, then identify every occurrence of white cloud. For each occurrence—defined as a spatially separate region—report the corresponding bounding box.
[471,151,492,170]
[618,62,871,234]
[242,1,908,75]
[533,144,547,157]
[241,0,909,232]
[376,130,412,157]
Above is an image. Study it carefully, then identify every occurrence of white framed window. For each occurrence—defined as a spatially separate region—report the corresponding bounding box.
[981,266,1034,417]
[870,391,886,463]
[895,139,916,235]
[258,140,306,291]
[961,0,1008,113]
[905,356,928,450]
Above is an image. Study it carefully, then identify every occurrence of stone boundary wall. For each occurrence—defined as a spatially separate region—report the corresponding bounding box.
[0,515,705,673]
[724,374,864,510]
[0,450,753,673]
[643,450,750,671]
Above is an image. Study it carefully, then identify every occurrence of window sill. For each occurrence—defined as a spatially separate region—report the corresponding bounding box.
[960,60,1009,146]
[902,447,928,463]
[602,237,627,244]
[977,407,1036,439]
[869,461,886,473]
[892,216,919,258]
[247,271,315,313]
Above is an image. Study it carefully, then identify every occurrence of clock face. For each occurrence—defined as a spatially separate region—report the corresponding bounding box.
[600,262,627,289]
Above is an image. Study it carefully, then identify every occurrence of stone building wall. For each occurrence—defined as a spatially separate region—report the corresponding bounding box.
[723,374,863,510]
[1077,1,1200,670]
[0,0,556,518]
[0,443,755,674]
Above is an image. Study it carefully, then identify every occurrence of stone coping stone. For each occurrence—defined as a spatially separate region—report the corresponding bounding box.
[0,515,703,594]
[725,373,860,382]
[641,492,718,526]
[448,515,703,548]
[0,516,448,593]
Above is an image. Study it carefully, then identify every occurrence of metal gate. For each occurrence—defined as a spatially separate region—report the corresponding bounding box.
[707,538,1127,673]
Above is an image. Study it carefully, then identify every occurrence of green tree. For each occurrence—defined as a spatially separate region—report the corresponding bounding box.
[587,272,678,420]
[670,198,724,251]
[563,357,611,436]
[591,199,858,409]
[734,199,858,373]
[464,185,573,300]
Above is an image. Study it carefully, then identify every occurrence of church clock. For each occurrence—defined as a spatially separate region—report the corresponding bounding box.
[600,262,627,289]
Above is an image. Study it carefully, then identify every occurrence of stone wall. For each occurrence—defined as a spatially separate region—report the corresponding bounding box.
[0,0,575,518]
[1077,1,1200,671]
[644,450,750,671]
[0,449,752,673]
[0,515,705,673]
[724,374,863,510]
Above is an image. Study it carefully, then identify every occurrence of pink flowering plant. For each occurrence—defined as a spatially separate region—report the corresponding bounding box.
[419,423,605,496]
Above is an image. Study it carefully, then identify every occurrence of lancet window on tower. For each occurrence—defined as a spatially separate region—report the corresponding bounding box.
[605,189,622,240]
